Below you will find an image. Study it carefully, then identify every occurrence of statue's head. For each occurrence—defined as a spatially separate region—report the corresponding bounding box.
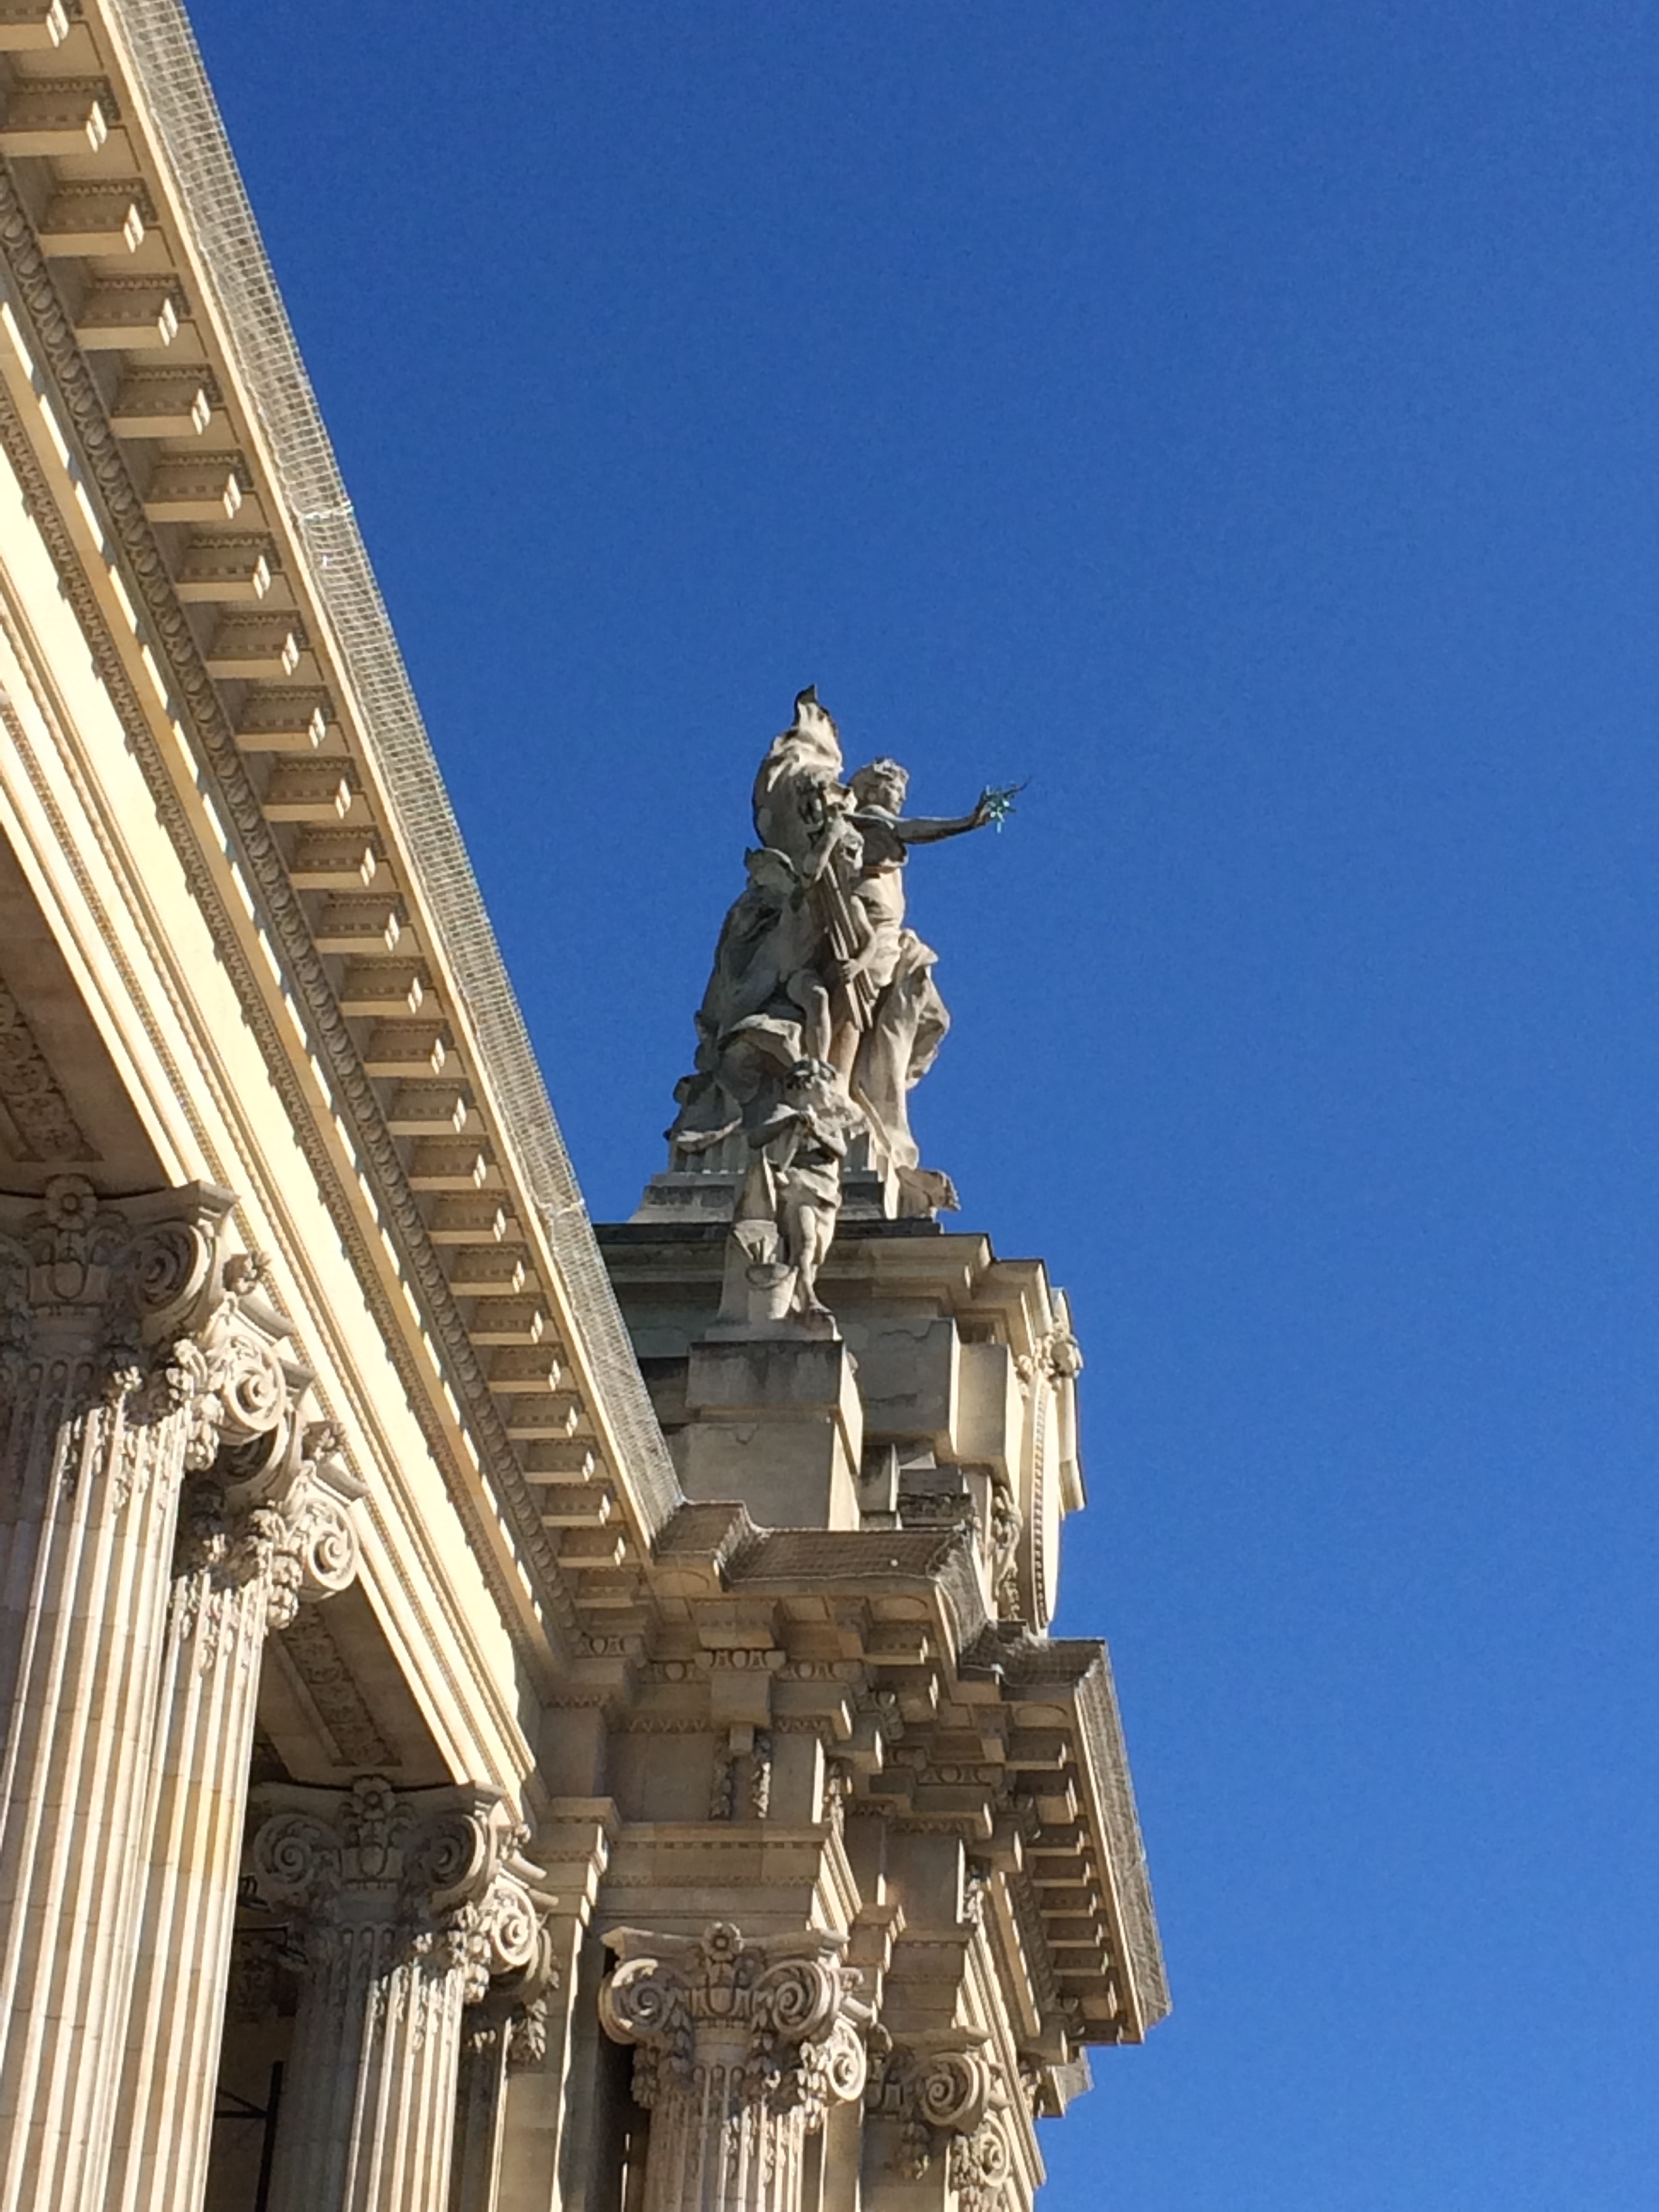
[851,757,908,814]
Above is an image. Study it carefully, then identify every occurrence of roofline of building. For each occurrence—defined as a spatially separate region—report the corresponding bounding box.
[100,0,684,1532]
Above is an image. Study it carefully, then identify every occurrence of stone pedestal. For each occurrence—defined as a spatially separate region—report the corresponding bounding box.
[678,1337,863,1530]
[598,1922,868,2212]
[0,1177,237,2212]
[250,1778,549,2212]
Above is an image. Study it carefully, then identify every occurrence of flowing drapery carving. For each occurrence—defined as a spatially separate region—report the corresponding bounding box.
[249,1778,553,2212]
[599,1921,869,2212]
[645,690,1015,1248]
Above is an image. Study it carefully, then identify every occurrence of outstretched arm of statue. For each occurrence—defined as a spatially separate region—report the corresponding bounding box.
[890,790,1000,844]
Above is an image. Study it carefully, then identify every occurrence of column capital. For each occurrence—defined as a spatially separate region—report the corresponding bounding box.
[600,1920,869,2121]
[178,1417,365,1635]
[865,2032,1013,2205]
[0,1172,230,1376]
[249,1778,550,1985]
[0,1175,318,1479]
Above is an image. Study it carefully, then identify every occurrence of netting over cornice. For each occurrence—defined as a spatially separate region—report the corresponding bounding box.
[103,0,682,1532]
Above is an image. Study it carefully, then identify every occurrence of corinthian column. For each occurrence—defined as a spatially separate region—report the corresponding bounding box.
[0,1174,241,2212]
[108,1397,367,2212]
[250,1778,548,2212]
[599,1921,869,2212]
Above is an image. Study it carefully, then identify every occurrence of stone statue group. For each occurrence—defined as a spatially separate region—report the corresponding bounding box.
[666,689,1015,1324]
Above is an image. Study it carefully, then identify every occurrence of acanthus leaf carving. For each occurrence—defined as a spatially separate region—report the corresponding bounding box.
[600,1921,868,2126]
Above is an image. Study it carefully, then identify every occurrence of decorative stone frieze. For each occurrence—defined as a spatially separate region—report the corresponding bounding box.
[249,1778,552,2212]
[0,1175,259,2212]
[600,1921,869,2212]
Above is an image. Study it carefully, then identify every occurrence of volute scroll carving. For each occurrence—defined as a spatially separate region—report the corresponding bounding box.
[866,2031,1010,2200]
[600,1919,870,2209]
[248,1778,554,2000]
[0,1175,232,1419]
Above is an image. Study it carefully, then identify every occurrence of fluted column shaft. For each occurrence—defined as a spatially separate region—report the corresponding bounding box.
[251,1778,550,2212]
[600,1922,869,2212]
[449,1984,550,2212]
[108,1417,365,2212]
[0,1176,236,2212]
[279,1919,471,2212]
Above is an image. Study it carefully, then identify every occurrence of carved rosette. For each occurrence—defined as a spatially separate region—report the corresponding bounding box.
[600,1921,869,2212]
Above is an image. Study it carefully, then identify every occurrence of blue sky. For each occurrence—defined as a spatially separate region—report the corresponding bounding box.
[189,3,1658,2205]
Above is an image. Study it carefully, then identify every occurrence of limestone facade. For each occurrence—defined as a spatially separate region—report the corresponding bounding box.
[0,4,1168,2209]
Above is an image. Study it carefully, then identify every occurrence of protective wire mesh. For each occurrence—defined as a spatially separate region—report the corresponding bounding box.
[105,0,682,1529]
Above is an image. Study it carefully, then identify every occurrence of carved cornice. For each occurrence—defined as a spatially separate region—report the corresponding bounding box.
[0,172,586,1662]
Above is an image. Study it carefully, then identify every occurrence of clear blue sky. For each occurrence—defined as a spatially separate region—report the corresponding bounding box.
[190,3,1657,2205]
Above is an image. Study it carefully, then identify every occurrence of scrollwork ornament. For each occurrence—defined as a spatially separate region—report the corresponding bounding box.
[599,1955,691,2097]
[949,2114,1013,2212]
[291,1487,358,1599]
[915,2048,992,2137]
[812,2013,867,2108]
[251,1809,340,1914]
[752,1956,840,2048]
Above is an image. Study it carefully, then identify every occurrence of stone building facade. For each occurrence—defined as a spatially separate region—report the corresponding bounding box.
[0,4,1168,2209]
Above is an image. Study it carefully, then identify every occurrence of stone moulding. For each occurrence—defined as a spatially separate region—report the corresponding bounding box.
[98,0,680,1534]
[0,162,595,1664]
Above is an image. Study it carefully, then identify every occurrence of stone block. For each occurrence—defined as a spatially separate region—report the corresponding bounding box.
[847,1316,959,1450]
[678,1336,863,1530]
[954,1341,1021,1475]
